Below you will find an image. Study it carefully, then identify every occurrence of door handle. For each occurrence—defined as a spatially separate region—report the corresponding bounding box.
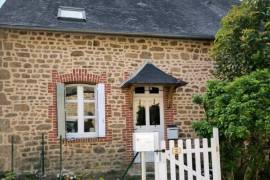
[154,149,165,153]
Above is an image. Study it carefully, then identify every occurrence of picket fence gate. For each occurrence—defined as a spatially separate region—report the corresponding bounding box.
[154,128,221,180]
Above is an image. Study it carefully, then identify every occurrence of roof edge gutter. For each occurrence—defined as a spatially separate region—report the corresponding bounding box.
[0,24,215,41]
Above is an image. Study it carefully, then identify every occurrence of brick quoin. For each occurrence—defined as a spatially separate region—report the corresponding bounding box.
[48,69,112,144]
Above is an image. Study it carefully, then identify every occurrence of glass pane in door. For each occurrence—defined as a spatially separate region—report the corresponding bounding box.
[149,103,160,125]
[136,103,146,126]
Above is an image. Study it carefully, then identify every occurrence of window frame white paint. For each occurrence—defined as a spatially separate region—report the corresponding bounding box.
[65,84,98,139]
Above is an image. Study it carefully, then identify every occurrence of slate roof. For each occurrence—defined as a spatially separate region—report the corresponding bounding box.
[121,62,187,88]
[0,0,239,39]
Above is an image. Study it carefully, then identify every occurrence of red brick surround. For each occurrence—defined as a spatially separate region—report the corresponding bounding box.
[48,69,112,144]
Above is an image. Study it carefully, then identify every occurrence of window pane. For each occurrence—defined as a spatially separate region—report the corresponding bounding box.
[136,104,146,126]
[135,87,145,94]
[66,86,77,101]
[84,86,95,100]
[65,103,77,116]
[84,103,95,116]
[84,118,95,132]
[150,103,160,125]
[149,87,159,94]
[66,119,78,133]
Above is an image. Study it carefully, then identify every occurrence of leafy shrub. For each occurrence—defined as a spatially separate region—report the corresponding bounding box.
[211,0,270,80]
[192,69,270,179]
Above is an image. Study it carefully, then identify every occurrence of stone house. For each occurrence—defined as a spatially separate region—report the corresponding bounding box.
[0,0,237,174]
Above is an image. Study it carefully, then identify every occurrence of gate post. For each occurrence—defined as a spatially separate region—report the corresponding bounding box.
[155,141,167,180]
[141,152,146,180]
[211,128,221,180]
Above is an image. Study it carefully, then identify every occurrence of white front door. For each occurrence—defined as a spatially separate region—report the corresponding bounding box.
[133,86,164,162]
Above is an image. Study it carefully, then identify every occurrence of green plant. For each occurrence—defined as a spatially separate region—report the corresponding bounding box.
[1,171,16,180]
[192,69,270,179]
[211,0,270,80]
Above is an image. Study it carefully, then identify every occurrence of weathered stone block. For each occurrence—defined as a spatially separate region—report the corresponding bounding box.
[104,55,112,61]
[14,104,30,111]
[93,146,105,154]
[23,63,32,68]
[26,79,37,83]
[15,125,30,131]
[0,30,7,39]
[36,124,51,130]
[110,43,121,48]
[117,148,125,153]
[0,146,10,156]
[180,52,190,60]
[153,53,165,59]
[9,62,21,68]
[125,53,138,59]
[74,40,87,45]
[3,42,12,50]
[140,51,152,59]
[15,43,26,48]
[93,40,100,46]
[0,69,10,80]
[16,52,30,57]
[0,93,10,105]
[71,51,84,56]
[150,47,163,51]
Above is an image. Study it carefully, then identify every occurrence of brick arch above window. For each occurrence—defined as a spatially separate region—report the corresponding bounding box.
[48,69,112,144]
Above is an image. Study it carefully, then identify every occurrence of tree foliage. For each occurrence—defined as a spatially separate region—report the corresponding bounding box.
[211,0,270,80]
[192,70,270,179]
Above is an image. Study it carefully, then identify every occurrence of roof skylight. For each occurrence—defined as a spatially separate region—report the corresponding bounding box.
[58,6,86,21]
[0,0,6,8]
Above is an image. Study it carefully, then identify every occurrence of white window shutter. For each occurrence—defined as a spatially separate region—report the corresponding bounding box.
[57,83,66,138]
[97,83,106,137]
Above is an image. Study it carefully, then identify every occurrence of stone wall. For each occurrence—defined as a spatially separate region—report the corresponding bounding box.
[0,29,214,174]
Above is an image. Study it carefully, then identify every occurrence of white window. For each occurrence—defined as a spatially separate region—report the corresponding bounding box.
[57,83,105,139]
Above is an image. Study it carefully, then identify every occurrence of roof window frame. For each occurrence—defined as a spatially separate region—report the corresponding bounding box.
[57,6,86,22]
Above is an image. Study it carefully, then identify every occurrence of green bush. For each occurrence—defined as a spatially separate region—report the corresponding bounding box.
[0,171,16,180]
[192,69,270,179]
[211,0,270,80]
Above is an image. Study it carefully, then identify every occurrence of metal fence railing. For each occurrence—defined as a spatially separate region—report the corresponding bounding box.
[5,134,66,179]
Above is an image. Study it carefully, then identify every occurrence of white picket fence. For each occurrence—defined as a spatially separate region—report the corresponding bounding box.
[155,128,221,180]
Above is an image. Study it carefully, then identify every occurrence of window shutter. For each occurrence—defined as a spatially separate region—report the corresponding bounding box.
[97,83,106,137]
[57,83,66,138]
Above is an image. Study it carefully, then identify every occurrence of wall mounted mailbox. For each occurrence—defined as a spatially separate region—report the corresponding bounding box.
[167,125,179,140]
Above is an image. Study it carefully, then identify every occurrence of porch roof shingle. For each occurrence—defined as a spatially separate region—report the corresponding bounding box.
[121,62,187,88]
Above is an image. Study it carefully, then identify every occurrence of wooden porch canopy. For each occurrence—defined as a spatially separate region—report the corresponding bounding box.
[121,62,187,108]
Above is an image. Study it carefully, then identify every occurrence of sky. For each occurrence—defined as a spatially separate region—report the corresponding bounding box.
[0,0,5,8]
